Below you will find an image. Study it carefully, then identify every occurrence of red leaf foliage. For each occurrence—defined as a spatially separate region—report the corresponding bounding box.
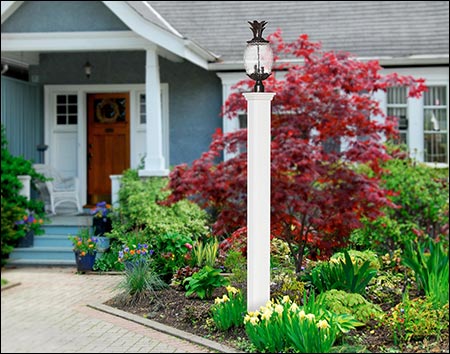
[164,30,426,272]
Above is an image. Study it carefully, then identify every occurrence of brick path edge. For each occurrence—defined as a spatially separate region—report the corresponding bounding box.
[89,303,244,353]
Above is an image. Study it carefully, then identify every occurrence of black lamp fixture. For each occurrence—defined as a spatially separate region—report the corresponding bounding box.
[243,20,274,92]
[84,61,92,79]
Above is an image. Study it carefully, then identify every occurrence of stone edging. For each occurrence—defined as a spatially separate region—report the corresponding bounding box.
[89,302,244,353]
[1,282,21,291]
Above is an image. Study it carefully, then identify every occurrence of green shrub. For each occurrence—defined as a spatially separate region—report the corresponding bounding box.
[152,232,193,282]
[1,124,46,266]
[317,289,383,324]
[382,157,448,238]
[110,169,209,243]
[350,154,449,253]
[366,270,406,307]
[93,241,125,272]
[184,265,229,299]
[383,292,449,344]
[223,249,247,283]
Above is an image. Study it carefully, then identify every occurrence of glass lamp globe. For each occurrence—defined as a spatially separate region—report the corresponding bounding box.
[243,21,274,92]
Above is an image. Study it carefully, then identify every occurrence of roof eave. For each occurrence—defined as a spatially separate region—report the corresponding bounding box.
[209,54,450,71]
[1,1,23,24]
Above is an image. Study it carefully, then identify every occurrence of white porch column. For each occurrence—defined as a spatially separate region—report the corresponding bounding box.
[243,92,275,312]
[139,48,169,177]
[18,175,31,200]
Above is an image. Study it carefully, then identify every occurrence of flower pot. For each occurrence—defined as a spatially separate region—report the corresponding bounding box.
[93,218,112,236]
[96,236,110,253]
[18,230,34,248]
[74,251,97,272]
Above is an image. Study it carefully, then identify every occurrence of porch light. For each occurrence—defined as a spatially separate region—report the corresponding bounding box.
[243,20,274,92]
[84,61,92,79]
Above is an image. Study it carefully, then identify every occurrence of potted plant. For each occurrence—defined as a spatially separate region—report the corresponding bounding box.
[69,227,97,272]
[90,201,113,253]
[15,212,45,248]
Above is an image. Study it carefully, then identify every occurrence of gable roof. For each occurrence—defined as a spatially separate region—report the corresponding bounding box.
[1,1,219,69]
[147,1,449,68]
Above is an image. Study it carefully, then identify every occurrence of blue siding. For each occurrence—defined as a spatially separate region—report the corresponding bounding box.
[1,1,129,33]
[36,51,145,85]
[160,59,223,166]
[1,77,43,162]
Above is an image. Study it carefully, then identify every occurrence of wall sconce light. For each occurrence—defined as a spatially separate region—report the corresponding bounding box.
[84,61,92,79]
[243,20,274,92]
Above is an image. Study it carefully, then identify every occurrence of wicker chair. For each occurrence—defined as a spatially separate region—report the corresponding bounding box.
[33,164,83,215]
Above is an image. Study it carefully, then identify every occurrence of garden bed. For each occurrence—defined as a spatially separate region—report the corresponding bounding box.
[105,284,449,353]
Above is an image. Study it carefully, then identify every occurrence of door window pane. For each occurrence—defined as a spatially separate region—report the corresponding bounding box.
[56,94,78,125]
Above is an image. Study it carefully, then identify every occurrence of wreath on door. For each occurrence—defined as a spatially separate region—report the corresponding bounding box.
[96,99,120,123]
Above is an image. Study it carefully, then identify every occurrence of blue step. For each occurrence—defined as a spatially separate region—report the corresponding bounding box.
[34,235,73,248]
[7,216,96,267]
[43,225,93,236]
[9,247,75,261]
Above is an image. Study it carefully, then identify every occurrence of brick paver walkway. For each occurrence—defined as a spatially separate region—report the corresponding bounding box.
[1,267,213,353]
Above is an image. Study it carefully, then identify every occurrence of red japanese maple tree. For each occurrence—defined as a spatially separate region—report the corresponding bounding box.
[165,30,426,273]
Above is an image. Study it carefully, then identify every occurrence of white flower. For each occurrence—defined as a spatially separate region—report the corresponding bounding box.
[281,295,290,304]
[317,319,330,329]
[226,286,239,295]
[305,313,315,321]
[290,303,299,313]
[274,304,284,315]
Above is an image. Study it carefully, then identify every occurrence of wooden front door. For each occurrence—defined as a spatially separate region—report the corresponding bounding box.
[87,93,130,205]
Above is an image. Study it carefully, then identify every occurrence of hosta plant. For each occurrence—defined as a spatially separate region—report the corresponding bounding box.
[184,265,229,299]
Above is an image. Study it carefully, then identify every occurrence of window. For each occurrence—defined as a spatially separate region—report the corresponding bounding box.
[387,87,408,145]
[423,86,447,163]
[56,94,77,125]
[139,93,146,124]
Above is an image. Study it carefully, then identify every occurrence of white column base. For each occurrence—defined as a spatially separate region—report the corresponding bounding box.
[18,175,31,200]
[138,169,169,177]
[110,175,123,207]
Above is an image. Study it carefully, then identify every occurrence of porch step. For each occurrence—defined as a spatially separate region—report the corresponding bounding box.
[34,235,74,248]
[7,216,95,267]
[9,247,75,261]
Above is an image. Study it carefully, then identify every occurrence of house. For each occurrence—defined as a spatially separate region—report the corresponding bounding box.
[2,1,449,209]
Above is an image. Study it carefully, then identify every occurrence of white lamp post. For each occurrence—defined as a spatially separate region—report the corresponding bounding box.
[243,20,275,312]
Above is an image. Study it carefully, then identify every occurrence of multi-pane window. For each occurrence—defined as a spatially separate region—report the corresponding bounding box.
[139,93,146,124]
[56,94,77,125]
[238,113,247,129]
[387,87,408,145]
[423,86,448,163]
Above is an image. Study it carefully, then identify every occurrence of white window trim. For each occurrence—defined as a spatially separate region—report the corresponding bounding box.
[44,83,169,206]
